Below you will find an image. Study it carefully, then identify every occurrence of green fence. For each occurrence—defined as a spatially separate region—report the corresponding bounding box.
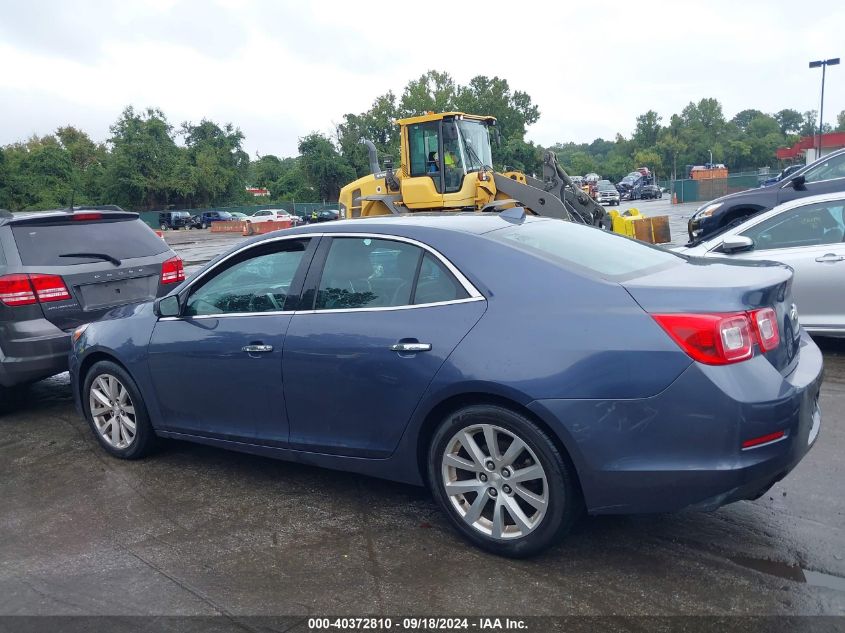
[658,174,763,204]
[138,202,337,228]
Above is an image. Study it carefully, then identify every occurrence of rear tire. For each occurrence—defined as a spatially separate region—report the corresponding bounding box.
[160,224,168,231]
[82,360,155,460]
[428,404,580,558]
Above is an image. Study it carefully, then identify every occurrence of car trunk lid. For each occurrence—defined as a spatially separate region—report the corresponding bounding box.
[622,257,801,374]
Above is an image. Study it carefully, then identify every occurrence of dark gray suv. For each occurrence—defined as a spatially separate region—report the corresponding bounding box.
[0,207,183,394]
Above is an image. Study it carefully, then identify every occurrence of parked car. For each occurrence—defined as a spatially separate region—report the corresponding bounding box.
[247,209,297,224]
[760,164,803,187]
[679,192,845,337]
[229,212,249,220]
[315,209,340,222]
[595,181,620,206]
[688,147,845,244]
[70,212,822,557]
[158,211,193,231]
[192,211,233,229]
[0,207,183,394]
[639,184,663,200]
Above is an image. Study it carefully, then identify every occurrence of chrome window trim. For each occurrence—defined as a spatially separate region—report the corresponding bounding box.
[295,295,485,316]
[160,230,485,321]
[317,232,483,300]
[159,310,295,321]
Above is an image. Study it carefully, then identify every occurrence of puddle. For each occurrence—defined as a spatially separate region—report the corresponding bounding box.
[730,555,845,591]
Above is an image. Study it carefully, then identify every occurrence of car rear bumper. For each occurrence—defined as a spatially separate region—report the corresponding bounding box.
[0,318,70,387]
[528,330,824,514]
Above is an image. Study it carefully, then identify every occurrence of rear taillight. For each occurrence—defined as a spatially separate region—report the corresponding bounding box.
[0,274,70,307]
[652,313,753,365]
[161,256,185,284]
[0,274,37,306]
[29,274,71,302]
[750,307,780,351]
[73,212,102,221]
[653,307,783,365]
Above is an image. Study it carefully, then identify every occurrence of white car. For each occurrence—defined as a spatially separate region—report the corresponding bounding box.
[246,209,301,224]
[677,192,845,337]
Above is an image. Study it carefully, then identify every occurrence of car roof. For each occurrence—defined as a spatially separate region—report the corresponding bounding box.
[290,212,548,236]
[0,208,138,226]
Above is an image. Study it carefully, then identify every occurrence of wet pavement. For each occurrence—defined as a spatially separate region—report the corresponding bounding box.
[1,216,844,619]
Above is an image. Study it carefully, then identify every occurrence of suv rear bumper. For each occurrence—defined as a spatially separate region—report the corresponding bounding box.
[0,318,70,387]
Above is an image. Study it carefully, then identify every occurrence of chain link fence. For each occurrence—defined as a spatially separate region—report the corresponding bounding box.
[657,173,765,204]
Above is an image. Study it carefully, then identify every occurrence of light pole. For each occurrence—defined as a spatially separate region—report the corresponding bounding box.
[708,149,713,166]
[809,57,840,159]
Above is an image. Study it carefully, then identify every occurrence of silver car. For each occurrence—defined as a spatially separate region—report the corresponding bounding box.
[679,192,845,337]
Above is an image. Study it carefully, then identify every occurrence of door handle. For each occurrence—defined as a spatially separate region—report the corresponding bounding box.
[242,344,274,353]
[390,342,432,353]
[815,253,845,263]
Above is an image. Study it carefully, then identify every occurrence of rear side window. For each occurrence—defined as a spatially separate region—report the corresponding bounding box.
[490,220,681,279]
[11,219,170,266]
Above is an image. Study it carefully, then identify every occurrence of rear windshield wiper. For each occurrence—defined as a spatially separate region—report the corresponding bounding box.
[58,252,122,266]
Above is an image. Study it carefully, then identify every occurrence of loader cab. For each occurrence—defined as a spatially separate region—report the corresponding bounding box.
[400,112,495,210]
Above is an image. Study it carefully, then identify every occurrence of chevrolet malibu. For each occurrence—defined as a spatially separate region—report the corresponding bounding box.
[69,212,823,557]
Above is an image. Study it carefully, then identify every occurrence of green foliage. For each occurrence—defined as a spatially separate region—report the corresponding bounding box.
[0,72,829,212]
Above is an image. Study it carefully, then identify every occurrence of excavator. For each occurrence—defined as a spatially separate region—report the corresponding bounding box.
[337,112,611,229]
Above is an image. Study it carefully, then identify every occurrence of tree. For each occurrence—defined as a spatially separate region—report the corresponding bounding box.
[799,111,819,137]
[836,110,845,132]
[632,110,662,149]
[399,70,457,116]
[180,119,250,206]
[298,133,356,202]
[774,108,804,135]
[731,109,765,133]
[104,107,181,210]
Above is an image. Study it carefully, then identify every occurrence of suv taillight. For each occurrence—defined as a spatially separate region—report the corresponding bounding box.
[161,256,185,284]
[0,274,70,307]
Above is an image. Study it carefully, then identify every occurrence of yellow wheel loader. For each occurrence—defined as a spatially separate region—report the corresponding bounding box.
[338,112,611,229]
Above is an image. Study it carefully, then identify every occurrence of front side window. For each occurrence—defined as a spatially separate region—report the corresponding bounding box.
[740,202,845,250]
[408,122,441,178]
[315,237,469,310]
[185,240,308,315]
[803,153,845,183]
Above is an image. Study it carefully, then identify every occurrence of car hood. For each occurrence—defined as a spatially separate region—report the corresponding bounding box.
[701,184,779,209]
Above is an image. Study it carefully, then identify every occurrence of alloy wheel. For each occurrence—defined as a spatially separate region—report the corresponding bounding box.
[441,424,549,540]
[89,374,137,449]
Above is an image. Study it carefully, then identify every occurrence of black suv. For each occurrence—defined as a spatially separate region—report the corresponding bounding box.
[158,211,194,230]
[192,210,233,229]
[0,208,183,392]
[688,147,845,244]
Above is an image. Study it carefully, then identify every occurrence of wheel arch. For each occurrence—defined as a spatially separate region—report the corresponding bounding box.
[77,350,133,403]
[720,204,766,227]
[414,392,586,501]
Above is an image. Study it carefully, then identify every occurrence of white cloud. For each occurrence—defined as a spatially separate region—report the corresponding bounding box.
[0,0,843,157]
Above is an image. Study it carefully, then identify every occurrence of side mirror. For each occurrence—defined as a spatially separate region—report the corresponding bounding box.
[154,295,181,318]
[787,174,806,190]
[721,235,754,253]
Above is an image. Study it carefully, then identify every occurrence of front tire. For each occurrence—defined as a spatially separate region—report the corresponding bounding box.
[83,360,156,460]
[428,405,580,557]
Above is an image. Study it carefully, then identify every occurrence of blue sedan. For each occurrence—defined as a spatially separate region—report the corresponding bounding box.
[69,212,823,557]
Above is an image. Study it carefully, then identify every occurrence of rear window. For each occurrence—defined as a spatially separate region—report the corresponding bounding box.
[11,219,170,266]
[490,220,681,279]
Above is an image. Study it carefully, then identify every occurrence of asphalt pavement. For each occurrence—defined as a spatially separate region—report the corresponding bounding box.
[1,212,843,621]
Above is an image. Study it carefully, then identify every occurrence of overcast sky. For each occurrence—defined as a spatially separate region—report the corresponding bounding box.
[1,0,843,157]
